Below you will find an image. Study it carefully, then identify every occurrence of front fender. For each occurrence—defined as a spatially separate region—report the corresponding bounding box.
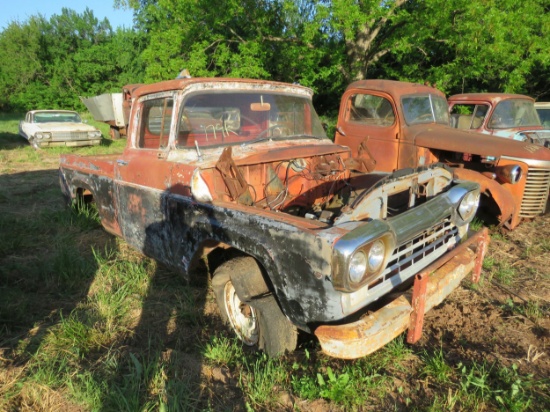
[453,168,517,227]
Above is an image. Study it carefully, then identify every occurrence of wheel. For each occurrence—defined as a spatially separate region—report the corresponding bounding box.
[211,257,298,357]
[109,126,121,140]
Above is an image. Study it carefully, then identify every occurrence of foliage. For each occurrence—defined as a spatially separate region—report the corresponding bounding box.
[0,8,145,112]
[2,1,550,113]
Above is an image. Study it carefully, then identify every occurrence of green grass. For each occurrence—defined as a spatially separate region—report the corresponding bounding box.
[2,112,550,412]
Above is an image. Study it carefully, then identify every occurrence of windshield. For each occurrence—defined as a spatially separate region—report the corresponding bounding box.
[537,107,550,127]
[175,91,327,149]
[401,94,449,125]
[34,112,82,123]
[489,99,541,129]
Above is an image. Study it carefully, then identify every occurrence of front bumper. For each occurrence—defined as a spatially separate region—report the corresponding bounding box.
[36,139,102,147]
[314,228,489,359]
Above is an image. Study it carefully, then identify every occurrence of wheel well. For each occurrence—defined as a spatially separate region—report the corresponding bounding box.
[190,245,277,296]
[76,187,95,205]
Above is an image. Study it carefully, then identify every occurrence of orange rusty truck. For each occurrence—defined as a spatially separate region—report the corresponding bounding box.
[59,78,487,359]
[334,80,550,230]
[448,92,550,147]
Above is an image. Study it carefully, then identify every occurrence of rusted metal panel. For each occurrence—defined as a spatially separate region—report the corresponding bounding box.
[413,125,550,161]
[406,272,428,344]
[453,167,517,226]
[472,227,490,283]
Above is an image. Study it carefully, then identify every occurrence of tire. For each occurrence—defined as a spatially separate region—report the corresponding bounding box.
[211,257,298,357]
[109,126,121,140]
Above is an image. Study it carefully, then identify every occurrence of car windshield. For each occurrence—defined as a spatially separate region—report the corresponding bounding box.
[536,107,550,127]
[34,112,82,123]
[401,94,449,125]
[175,91,328,149]
[488,99,541,129]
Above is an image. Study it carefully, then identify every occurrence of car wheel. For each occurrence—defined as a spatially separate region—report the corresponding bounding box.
[211,257,298,357]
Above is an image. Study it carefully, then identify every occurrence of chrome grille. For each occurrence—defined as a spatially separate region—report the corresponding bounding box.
[367,219,458,293]
[52,131,90,141]
[520,168,550,218]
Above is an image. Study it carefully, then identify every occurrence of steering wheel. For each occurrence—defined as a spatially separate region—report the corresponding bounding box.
[256,125,290,139]
[412,113,434,123]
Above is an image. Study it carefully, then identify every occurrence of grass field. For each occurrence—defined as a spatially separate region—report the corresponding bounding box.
[1,113,549,411]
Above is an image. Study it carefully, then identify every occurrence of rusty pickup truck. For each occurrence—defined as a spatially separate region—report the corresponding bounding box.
[334,80,550,230]
[59,78,488,359]
[448,93,550,147]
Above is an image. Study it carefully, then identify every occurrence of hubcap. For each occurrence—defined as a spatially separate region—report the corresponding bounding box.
[223,281,259,346]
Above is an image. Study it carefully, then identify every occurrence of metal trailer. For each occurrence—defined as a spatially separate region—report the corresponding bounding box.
[81,93,126,139]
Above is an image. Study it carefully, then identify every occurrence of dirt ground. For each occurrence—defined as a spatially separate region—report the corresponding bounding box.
[424,218,550,379]
[1,141,549,411]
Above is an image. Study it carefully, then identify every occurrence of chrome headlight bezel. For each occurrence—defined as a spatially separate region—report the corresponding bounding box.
[88,130,102,138]
[347,235,394,289]
[333,223,396,292]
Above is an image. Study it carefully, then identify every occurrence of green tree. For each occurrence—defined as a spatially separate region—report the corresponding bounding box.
[0,7,145,111]
[373,0,550,96]
[0,17,46,110]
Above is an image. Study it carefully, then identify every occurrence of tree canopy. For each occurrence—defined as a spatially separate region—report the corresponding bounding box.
[1,0,549,113]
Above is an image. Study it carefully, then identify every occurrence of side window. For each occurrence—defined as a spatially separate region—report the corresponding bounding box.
[348,94,395,126]
[450,103,488,129]
[137,97,174,149]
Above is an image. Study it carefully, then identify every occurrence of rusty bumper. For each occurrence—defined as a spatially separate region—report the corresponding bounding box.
[314,228,489,359]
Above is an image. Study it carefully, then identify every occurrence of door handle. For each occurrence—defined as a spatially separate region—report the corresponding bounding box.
[336,125,346,136]
[117,159,128,166]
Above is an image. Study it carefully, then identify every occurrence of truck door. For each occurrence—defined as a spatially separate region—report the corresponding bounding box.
[115,93,176,264]
[335,90,399,172]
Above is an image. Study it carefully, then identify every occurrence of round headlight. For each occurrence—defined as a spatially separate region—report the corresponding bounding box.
[458,190,480,222]
[349,251,367,284]
[367,240,386,273]
[35,133,43,139]
[495,164,523,184]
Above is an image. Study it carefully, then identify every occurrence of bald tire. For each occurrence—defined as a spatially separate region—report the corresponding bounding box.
[211,257,298,357]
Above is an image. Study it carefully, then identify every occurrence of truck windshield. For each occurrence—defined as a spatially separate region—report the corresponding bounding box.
[488,99,541,129]
[402,94,449,125]
[175,91,328,149]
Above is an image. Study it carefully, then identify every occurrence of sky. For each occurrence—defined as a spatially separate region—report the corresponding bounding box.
[0,0,135,30]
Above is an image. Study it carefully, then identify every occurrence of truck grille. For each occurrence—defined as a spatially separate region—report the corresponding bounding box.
[520,167,550,218]
[368,219,458,291]
[52,131,90,141]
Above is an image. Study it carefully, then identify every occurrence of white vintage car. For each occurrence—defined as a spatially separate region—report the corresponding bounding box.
[19,110,103,148]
